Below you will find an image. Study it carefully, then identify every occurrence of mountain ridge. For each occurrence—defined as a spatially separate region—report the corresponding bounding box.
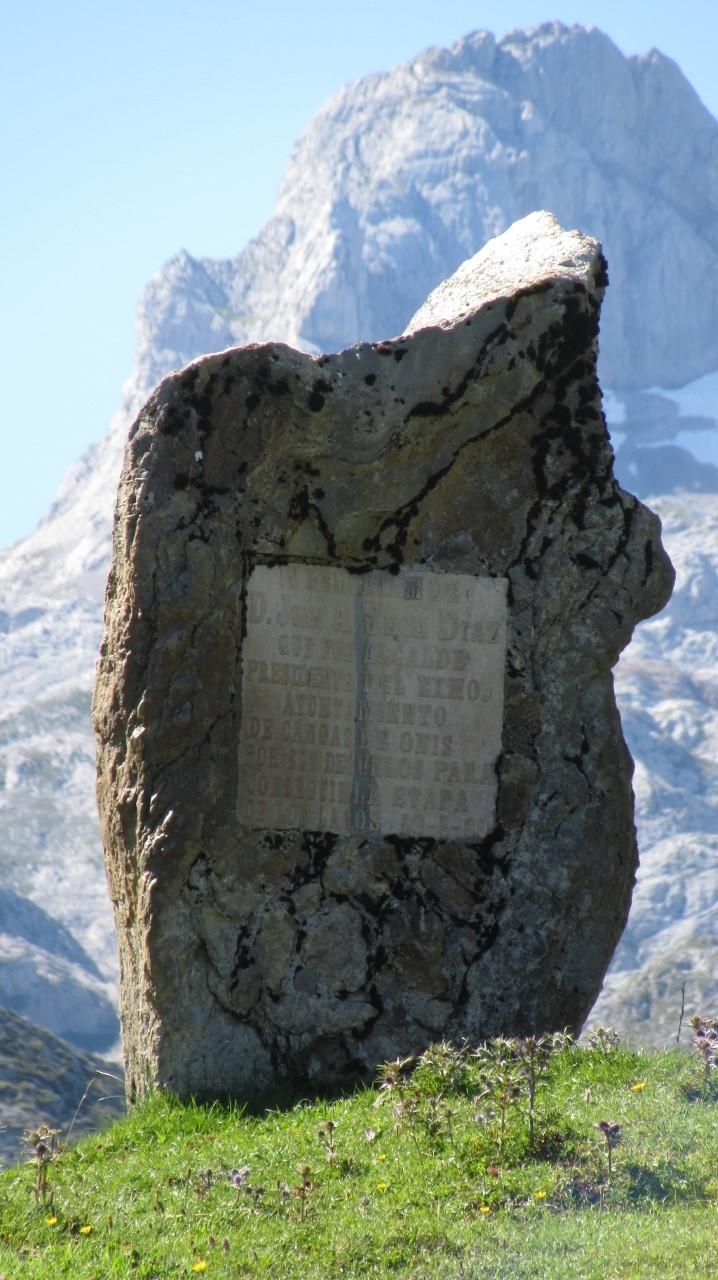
[1,20,717,1053]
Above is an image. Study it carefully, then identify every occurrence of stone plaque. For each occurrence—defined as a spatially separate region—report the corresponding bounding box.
[238,563,508,838]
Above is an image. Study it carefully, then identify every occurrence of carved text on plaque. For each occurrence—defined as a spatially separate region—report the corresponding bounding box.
[238,564,508,838]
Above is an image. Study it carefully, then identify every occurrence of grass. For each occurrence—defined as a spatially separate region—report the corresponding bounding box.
[1,1036,717,1278]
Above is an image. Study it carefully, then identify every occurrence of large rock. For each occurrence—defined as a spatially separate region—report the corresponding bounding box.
[1,23,716,1060]
[95,211,673,1102]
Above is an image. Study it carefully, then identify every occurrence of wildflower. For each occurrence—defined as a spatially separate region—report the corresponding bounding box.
[46,1216,58,1226]
[533,1189,547,1201]
[595,1120,622,1179]
[228,1167,251,1189]
[318,1119,337,1163]
[363,1129,377,1142]
[587,1026,620,1052]
[479,1205,492,1215]
[376,1055,414,1093]
[376,1153,387,1161]
[79,1224,93,1235]
[376,1182,388,1192]
[630,1081,646,1092]
[596,1120,622,1145]
[192,1263,208,1274]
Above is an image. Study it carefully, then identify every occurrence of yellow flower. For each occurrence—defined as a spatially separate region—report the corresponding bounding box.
[79,1225,93,1235]
[376,1182,388,1192]
[376,1153,387,1161]
[534,1190,548,1201]
[479,1205,492,1215]
[192,1262,208,1274]
[630,1081,646,1092]
[46,1216,58,1226]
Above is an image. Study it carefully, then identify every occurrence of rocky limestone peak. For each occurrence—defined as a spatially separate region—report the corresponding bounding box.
[0,24,715,1058]
[4,21,717,592]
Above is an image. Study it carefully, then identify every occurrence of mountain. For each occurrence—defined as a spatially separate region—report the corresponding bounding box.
[1,21,717,1055]
[590,490,718,1041]
[0,1008,124,1168]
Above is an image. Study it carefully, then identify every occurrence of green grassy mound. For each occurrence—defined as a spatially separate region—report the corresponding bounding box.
[2,1035,717,1278]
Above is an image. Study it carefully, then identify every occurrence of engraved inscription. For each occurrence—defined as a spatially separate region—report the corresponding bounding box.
[238,564,508,838]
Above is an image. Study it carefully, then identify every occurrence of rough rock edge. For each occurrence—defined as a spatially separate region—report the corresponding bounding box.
[93,213,674,1103]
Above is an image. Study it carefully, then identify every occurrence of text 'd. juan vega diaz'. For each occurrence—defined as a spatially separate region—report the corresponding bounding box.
[238,563,508,838]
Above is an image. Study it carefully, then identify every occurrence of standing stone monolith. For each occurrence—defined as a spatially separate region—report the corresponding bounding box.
[93,211,674,1102]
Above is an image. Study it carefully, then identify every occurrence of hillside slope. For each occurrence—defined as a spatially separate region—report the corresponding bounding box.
[0,1008,123,1167]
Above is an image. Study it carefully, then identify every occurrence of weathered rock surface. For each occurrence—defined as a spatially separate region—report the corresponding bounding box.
[94,213,673,1100]
[589,491,718,1041]
[0,22,716,1059]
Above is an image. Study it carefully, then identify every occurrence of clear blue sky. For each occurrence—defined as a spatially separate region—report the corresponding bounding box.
[2,1,716,549]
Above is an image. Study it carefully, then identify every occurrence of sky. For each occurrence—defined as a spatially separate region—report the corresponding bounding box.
[2,0,717,550]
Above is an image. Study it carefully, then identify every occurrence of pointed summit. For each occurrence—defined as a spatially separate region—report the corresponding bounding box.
[1,23,717,1051]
